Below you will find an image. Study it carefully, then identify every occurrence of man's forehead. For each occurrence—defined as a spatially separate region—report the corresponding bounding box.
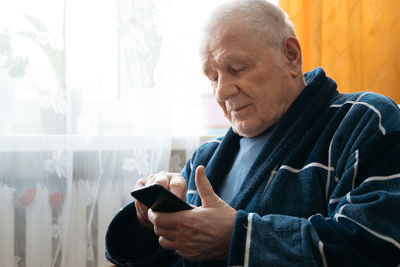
[202,20,247,51]
[200,21,256,73]
[201,40,252,70]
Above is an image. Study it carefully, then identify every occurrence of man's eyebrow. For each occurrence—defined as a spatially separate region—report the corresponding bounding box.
[202,54,251,76]
[221,54,251,65]
[202,54,252,75]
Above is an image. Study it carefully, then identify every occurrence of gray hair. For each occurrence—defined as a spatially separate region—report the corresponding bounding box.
[204,0,296,49]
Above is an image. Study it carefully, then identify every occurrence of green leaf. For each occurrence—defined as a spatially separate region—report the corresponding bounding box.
[17,31,37,41]
[8,56,29,78]
[24,14,49,33]
[18,15,66,88]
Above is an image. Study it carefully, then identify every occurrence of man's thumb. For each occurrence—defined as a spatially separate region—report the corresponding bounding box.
[195,165,220,207]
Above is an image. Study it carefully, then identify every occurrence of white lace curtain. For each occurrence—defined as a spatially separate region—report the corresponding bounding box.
[0,0,231,266]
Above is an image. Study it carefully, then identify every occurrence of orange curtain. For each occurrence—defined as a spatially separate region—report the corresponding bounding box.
[279,0,400,102]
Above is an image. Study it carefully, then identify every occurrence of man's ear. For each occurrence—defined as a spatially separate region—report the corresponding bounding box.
[281,37,302,77]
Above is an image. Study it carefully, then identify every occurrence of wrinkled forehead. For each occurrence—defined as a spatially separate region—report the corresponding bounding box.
[199,20,250,64]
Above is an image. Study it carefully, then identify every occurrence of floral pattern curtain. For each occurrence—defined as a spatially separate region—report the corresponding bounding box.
[0,0,231,266]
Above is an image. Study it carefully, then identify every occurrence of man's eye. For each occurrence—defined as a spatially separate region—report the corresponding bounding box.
[209,75,218,83]
[229,66,246,74]
[235,66,246,71]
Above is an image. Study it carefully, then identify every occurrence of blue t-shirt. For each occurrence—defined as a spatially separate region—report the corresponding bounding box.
[218,129,271,203]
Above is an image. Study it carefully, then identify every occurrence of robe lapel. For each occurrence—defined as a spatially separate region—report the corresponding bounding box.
[193,68,339,211]
[231,68,339,210]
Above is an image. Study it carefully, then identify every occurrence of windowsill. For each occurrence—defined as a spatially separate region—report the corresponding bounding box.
[0,133,227,152]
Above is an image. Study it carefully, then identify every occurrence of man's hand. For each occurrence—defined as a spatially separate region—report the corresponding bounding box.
[134,171,187,228]
[147,165,238,261]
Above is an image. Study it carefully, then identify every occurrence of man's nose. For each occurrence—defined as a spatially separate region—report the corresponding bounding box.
[214,74,239,101]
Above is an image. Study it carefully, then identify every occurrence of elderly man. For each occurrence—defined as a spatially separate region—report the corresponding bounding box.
[105,0,400,266]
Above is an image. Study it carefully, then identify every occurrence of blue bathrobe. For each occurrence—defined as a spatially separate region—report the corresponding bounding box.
[105,68,400,266]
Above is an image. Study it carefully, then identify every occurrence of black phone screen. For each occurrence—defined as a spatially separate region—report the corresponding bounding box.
[131,184,193,212]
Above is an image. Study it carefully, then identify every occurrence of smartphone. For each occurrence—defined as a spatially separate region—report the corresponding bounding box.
[131,183,193,212]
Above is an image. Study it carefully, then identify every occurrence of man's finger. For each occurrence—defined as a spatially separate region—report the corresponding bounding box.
[135,201,152,228]
[153,224,177,241]
[169,175,187,200]
[195,165,220,207]
[135,178,146,189]
[154,172,172,189]
[147,209,181,230]
[136,201,148,218]
[158,236,176,250]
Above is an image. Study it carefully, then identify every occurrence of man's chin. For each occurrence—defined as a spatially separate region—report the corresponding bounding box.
[232,126,257,138]
[232,122,270,138]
